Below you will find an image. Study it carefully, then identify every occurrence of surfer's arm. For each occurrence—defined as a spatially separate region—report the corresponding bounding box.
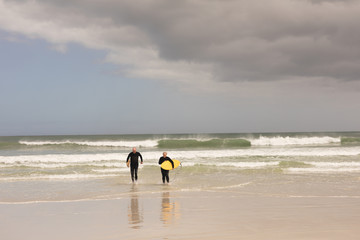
[139,153,143,163]
[168,158,174,169]
[126,153,131,163]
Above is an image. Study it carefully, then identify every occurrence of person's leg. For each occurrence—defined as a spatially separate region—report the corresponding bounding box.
[134,165,138,181]
[165,173,169,183]
[164,169,170,183]
[130,165,135,182]
[161,168,166,183]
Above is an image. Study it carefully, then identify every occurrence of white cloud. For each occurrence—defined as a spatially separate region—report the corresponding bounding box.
[50,43,67,53]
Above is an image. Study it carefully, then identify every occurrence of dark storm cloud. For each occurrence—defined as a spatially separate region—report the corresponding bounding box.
[2,0,360,82]
[2,0,360,135]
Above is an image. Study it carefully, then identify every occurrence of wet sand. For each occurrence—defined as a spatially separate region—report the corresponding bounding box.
[1,187,360,240]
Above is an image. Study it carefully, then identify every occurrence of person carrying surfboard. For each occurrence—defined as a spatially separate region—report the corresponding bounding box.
[158,152,174,184]
[126,147,143,183]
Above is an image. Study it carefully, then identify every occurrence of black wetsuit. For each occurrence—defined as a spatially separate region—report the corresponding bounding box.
[158,157,174,183]
[126,152,143,182]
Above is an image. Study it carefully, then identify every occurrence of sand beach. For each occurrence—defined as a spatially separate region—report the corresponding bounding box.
[1,179,360,240]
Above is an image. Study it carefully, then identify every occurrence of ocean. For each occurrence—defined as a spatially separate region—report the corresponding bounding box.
[1,132,360,203]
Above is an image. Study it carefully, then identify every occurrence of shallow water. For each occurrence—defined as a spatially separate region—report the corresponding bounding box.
[1,132,360,202]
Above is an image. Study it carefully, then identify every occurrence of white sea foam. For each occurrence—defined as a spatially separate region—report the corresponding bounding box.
[306,161,360,167]
[0,153,123,164]
[18,136,342,148]
[169,161,277,168]
[286,167,360,174]
[286,161,360,174]
[250,136,341,146]
[19,140,159,148]
[2,146,360,166]
[211,182,252,189]
[2,144,360,182]
[92,168,129,173]
[0,173,120,182]
[0,162,128,169]
[203,162,279,168]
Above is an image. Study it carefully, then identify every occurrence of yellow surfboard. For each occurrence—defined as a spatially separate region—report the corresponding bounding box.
[161,159,181,170]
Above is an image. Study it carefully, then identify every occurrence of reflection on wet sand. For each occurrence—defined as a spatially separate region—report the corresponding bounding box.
[161,192,180,226]
[127,185,143,229]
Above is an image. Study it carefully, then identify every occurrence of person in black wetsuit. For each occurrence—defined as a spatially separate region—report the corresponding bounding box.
[126,147,143,182]
[158,152,174,184]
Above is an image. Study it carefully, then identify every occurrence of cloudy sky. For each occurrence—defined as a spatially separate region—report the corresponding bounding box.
[1,0,360,136]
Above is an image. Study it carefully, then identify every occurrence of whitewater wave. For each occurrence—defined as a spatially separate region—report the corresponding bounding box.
[286,167,360,173]
[250,136,341,146]
[158,139,251,148]
[0,173,120,182]
[19,140,159,148]
[307,161,360,167]
[16,136,350,149]
[2,157,360,182]
[2,146,360,165]
[200,162,279,168]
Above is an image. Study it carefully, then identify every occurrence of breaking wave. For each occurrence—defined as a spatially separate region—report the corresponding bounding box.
[16,136,349,149]
[19,140,159,148]
[250,136,341,146]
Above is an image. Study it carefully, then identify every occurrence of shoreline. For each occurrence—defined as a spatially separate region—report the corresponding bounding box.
[1,188,360,240]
